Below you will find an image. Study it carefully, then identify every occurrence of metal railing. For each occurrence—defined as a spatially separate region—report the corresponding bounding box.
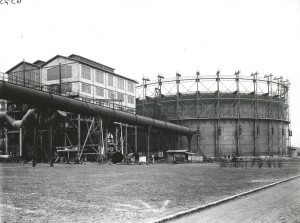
[0,72,136,114]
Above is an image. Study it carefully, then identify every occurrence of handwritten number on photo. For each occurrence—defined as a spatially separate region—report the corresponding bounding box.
[0,0,22,5]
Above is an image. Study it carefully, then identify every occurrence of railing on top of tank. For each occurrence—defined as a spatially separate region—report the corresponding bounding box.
[136,74,289,89]
[136,90,288,100]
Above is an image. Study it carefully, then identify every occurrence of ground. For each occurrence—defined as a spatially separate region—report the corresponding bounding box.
[171,177,300,223]
[0,161,299,223]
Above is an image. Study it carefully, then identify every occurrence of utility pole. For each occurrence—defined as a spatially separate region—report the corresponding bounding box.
[142,77,150,115]
[23,59,26,86]
[157,74,164,156]
[157,74,164,119]
[59,63,62,95]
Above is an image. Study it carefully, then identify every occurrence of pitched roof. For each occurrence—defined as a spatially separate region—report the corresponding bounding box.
[41,55,77,67]
[68,54,115,72]
[33,60,46,66]
[6,61,40,74]
[40,54,139,84]
[69,54,138,83]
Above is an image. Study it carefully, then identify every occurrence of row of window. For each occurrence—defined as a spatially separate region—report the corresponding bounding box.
[47,82,135,104]
[47,65,72,81]
[81,65,135,92]
[46,64,135,93]
[81,83,135,104]
[47,64,134,93]
[8,70,40,88]
[9,70,40,83]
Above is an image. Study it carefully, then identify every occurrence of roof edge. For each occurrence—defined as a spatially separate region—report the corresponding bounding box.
[6,61,40,73]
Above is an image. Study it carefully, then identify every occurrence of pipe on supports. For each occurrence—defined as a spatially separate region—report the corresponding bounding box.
[0,81,193,137]
[0,109,37,128]
[0,109,64,129]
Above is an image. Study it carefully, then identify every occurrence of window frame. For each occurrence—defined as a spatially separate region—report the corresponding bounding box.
[81,65,91,80]
[127,80,134,93]
[95,69,105,84]
[95,86,105,97]
[117,77,125,90]
[81,83,91,94]
[107,73,114,87]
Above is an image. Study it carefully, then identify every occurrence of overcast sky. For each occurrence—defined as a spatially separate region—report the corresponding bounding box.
[0,0,300,146]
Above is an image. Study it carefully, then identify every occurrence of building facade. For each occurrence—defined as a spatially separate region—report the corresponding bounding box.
[6,60,43,89]
[41,54,137,111]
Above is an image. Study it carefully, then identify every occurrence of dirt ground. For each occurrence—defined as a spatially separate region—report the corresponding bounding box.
[0,161,299,223]
[170,177,300,223]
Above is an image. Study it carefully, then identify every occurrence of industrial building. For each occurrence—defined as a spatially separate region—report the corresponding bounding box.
[5,54,137,112]
[0,57,292,164]
[0,54,139,163]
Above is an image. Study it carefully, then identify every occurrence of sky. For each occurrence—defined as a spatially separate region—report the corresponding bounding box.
[0,0,300,145]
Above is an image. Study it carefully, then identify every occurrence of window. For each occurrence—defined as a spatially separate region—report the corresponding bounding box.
[108,91,115,99]
[47,67,59,81]
[117,93,124,102]
[96,87,104,97]
[95,70,105,84]
[47,65,72,81]
[117,77,124,90]
[127,81,134,93]
[61,83,72,92]
[127,95,135,104]
[61,65,72,79]
[81,65,91,80]
[81,83,91,93]
[108,74,114,87]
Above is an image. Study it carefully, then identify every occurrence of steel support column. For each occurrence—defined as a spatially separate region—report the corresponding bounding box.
[145,126,152,159]
[176,72,181,150]
[19,127,23,157]
[187,135,192,151]
[235,71,241,157]
[104,119,111,158]
[251,72,259,156]
[5,128,8,155]
[196,71,201,155]
[32,127,37,167]
[49,125,54,167]
[135,126,138,153]
[77,114,81,160]
[216,70,221,157]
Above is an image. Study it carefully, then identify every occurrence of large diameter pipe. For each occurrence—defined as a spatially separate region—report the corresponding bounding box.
[0,109,65,129]
[0,81,193,136]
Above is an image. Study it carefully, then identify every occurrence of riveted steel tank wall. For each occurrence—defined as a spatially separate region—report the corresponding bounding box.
[136,74,290,157]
